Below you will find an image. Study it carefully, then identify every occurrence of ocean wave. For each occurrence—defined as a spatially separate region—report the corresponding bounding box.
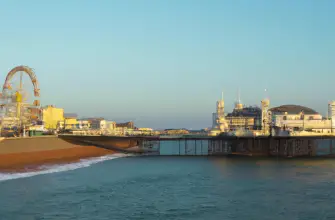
[0,153,129,182]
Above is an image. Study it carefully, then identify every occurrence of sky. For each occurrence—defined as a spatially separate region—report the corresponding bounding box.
[0,0,334,129]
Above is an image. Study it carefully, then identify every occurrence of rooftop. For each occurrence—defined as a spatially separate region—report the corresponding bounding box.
[64,113,78,118]
[270,105,318,114]
[227,106,261,117]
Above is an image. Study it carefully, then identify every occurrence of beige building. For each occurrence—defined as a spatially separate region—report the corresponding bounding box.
[106,121,116,130]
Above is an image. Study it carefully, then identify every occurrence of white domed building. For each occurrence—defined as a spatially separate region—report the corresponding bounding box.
[270,104,332,133]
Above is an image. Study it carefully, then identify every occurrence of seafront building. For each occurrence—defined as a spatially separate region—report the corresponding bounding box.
[89,118,106,130]
[64,115,78,130]
[42,105,64,130]
[116,121,134,129]
[106,121,116,130]
[77,120,90,129]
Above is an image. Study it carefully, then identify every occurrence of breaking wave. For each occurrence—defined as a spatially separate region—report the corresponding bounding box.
[0,153,129,182]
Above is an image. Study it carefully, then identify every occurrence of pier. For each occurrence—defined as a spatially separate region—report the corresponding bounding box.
[59,135,335,158]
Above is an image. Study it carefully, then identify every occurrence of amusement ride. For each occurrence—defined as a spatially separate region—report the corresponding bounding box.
[0,66,41,134]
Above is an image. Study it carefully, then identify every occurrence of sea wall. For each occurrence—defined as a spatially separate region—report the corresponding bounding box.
[58,135,139,151]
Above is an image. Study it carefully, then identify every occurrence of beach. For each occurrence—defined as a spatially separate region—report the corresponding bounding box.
[0,136,114,172]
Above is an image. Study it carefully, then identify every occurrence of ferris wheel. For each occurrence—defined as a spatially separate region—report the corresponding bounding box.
[0,66,41,126]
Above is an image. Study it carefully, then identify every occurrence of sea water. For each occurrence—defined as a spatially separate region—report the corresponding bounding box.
[1,153,335,219]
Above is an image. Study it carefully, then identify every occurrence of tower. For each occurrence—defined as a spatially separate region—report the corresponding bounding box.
[216,91,225,118]
[235,88,243,110]
[261,98,270,135]
[211,91,228,132]
[212,112,217,128]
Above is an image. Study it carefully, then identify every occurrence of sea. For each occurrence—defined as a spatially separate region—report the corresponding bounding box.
[1,144,335,219]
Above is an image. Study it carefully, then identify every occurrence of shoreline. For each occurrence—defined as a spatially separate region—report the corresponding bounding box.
[0,146,115,173]
[0,136,131,173]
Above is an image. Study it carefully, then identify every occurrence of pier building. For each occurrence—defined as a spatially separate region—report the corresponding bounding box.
[225,106,262,131]
[210,92,265,135]
[270,104,335,134]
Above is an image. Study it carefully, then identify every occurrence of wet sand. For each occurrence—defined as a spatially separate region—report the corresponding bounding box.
[0,146,113,172]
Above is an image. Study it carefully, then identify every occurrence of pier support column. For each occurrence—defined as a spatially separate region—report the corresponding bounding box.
[179,140,181,155]
[330,139,333,155]
[195,140,197,155]
[185,139,187,155]
[284,140,288,157]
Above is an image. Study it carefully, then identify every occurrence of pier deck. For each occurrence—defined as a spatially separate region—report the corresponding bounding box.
[58,135,335,158]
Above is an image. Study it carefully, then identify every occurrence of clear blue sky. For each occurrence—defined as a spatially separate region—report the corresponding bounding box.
[0,0,334,129]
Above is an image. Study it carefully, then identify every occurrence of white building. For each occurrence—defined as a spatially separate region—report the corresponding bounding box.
[270,104,332,133]
[90,119,106,130]
[77,120,90,130]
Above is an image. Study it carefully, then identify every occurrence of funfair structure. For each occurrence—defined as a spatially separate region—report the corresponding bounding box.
[0,66,41,135]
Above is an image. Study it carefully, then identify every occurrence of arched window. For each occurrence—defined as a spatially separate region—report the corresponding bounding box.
[283,116,287,120]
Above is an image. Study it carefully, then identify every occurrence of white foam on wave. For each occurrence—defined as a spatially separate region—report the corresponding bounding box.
[0,153,130,182]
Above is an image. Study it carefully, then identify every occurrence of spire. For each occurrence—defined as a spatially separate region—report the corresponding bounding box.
[238,88,241,104]
[221,90,224,101]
